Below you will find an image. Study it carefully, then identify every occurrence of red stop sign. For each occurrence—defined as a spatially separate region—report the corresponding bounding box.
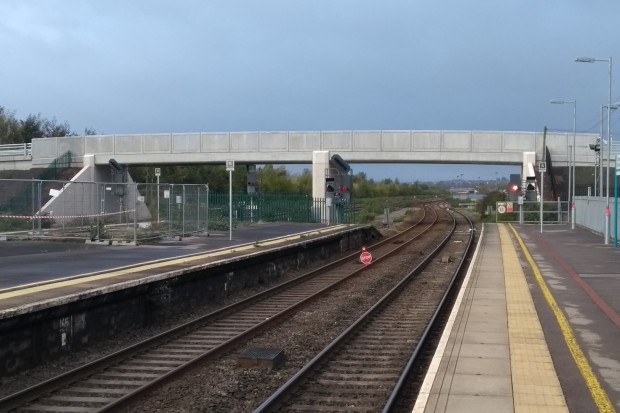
[360,251,373,265]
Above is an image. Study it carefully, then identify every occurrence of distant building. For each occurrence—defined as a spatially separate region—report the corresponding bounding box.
[449,187,483,201]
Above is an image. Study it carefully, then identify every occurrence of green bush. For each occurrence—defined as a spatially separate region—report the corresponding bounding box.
[0,218,31,232]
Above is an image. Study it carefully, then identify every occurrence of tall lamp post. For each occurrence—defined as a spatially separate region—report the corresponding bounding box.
[576,56,612,244]
[599,104,619,197]
[550,100,576,229]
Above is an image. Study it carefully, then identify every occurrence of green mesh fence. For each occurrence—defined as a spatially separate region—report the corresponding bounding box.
[1,179,357,241]
[0,151,72,215]
[132,187,356,241]
[38,151,72,181]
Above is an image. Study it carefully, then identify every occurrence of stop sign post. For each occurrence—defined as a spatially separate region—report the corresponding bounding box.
[359,247,373,265]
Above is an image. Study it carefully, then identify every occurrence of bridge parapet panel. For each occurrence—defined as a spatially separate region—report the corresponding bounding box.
[22,130,598,168]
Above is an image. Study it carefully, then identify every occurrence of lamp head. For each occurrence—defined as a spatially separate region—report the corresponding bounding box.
[575,57,596,63]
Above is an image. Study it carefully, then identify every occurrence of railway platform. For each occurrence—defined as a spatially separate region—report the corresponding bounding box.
[416,223,620,413]
[0,223,365,314]
[0,222,338,290]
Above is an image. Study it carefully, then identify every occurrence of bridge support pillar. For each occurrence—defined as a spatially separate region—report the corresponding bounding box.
[312,151,330,223]
[522,151,537,200]
[38,157,150,226]
[312,151,330,199]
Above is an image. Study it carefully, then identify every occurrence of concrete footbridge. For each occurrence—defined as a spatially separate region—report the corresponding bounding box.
[0,129,598,169]
[0,129,599,201]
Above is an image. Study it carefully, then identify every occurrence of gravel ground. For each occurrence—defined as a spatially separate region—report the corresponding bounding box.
[0,205,426,412]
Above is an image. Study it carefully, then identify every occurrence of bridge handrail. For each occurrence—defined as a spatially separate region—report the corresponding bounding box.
[0,143,32,156]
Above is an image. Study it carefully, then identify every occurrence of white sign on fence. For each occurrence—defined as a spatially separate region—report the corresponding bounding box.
[538,162,546,172]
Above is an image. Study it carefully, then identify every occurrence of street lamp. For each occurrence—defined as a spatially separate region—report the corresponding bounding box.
[550,99,576,229]
[576,56,613,244]
[598,104,619,197]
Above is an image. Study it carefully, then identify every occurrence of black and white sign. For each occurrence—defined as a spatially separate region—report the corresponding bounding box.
[497,202,507,214]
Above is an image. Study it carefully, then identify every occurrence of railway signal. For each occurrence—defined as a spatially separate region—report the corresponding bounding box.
[507,173,521,202]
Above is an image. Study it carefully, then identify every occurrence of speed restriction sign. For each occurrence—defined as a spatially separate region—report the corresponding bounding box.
[497,205,507,214]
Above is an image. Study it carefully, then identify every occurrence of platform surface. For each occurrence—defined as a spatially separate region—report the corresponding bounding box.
[0,223,353,315]
[0,223,335,289]
[417,223,620,413]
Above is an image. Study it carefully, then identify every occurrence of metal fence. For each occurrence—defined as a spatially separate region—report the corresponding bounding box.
[0,179,355,242]
[39,151,72,180]
[0,152,73,217]
[495,201,569,224]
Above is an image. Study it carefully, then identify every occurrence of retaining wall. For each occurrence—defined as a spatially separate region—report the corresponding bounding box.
[0,225,379,377]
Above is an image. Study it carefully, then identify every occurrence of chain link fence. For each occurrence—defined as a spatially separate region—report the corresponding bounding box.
[0,179,356,243]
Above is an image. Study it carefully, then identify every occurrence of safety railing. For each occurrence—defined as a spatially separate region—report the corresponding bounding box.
[0,143,31,156]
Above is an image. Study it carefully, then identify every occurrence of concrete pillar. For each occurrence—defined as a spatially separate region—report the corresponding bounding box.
[313,151,330,224]
[522,152,536,180]
[312,151,330,199]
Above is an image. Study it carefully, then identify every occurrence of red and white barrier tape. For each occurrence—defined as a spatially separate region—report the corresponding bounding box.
[0,210,136,220]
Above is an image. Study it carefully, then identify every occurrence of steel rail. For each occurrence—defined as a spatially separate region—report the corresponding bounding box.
[252,205,460,412]
[102,204,439,412]
[0,203,437,412]
[382,209,475,412]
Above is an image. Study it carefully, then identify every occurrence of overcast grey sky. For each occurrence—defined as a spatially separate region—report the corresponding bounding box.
[1,1,619,181]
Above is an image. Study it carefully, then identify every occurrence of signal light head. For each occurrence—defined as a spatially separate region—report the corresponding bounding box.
[361,246,367,252]
[510,184,519,192]
[340,186,349,192]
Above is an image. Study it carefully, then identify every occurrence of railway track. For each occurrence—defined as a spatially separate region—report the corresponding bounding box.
[0,202,459,413]
[254,208,474,413]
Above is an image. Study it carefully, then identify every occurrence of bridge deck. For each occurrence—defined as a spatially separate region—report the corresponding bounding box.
[0,130,597,169]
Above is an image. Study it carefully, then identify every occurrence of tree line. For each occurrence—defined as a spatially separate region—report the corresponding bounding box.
[0,106,95,145]
[130,164,448,198]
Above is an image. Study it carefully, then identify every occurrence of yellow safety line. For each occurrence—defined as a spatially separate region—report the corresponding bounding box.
[0,225,350,302]
[499,224,568,412]
[507,224,615,413]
